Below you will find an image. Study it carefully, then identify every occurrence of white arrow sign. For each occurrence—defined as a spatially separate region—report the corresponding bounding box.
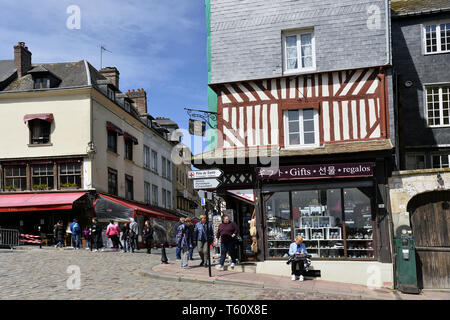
[188,169,223,179]
[193,178,221,190]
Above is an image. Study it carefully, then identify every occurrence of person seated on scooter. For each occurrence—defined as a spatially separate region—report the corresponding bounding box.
[289,235,308,282]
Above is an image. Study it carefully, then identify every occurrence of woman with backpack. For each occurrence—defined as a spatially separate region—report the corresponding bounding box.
[143,220,154,254]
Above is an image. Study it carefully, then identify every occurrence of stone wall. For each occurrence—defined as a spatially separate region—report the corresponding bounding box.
[388,168,450,231]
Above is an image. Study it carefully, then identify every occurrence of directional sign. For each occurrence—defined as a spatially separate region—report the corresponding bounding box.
[188,169,223,179]
[193,178,221,190]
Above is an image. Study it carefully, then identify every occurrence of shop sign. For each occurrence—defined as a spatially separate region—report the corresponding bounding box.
[256,163,374,180]
[193,178,221,190]
[188,169,223,179]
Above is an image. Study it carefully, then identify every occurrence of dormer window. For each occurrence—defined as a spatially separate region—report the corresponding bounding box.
[34,77,50,89]
[107,87,115,101]
[124,100,131,112]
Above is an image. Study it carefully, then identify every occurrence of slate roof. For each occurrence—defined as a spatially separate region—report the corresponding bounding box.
[0,60,16,87]
[391,0,450,16]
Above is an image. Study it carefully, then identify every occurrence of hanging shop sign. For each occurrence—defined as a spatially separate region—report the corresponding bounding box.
[188,169,223,179]
[193,178,221,190]
[256,163,374,180]
[189,119,206,136]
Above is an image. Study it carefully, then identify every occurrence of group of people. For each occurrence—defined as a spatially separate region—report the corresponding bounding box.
[175,214,239,270]
[53,217,153,254]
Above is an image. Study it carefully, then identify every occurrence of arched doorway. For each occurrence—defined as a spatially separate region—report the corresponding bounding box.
[407,190,450,289]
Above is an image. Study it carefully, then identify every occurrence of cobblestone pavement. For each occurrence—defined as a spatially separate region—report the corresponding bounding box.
[0,247,362,300]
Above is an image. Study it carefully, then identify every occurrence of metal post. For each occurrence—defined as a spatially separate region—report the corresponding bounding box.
[206,213,212,277]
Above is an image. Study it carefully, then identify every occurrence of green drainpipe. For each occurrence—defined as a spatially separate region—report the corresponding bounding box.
[206,0,217,151]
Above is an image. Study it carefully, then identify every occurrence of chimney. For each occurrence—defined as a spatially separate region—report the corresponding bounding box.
[99,67,120,89]
[14,42,32,77]
[127,88,148,115]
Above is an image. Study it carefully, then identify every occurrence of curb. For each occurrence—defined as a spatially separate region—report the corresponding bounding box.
[138,263,394,300]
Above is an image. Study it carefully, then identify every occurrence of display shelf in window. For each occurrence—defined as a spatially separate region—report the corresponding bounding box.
[346,230,372,240]
[294,227,309,240]
[310,228,324,240]
[325,227,342,240]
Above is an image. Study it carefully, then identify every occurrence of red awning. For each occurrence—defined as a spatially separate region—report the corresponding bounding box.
[23,113,54,124]
[0,192,87,212]
[106,121,124,135]
[99,194,179,222]
[123,132,139,145]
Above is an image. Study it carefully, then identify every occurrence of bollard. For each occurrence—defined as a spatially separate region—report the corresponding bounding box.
[161,243,169,264]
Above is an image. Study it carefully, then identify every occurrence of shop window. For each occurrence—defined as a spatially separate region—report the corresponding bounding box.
[31,164,54,190]
[59,163,81,189]
[3,166,27,191]
[266,192,291,259]
[29,119,51,145]
[108,168,118,196]
[107,131,117,153]
[344,188,374,259]
[293,189,344,259]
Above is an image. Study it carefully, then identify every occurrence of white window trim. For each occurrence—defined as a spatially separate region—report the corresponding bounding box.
[431,153,450,169]
[282,29,316,75]
[424,83,450,128]
[423,21,450,55]
[283,109,320,149]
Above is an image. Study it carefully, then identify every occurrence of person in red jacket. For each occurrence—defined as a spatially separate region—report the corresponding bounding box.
[216,214,239,270]
[106,220,120,251]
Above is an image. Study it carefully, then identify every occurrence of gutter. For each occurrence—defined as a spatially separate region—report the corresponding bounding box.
[391,7,450,19]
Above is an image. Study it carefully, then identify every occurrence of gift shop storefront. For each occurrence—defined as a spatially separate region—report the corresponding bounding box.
[254,160,395,288]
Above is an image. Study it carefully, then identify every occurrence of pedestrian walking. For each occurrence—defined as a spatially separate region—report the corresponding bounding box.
[128,227,136,253]
[216,214,239,270]
[90,218,103,252]
[121,223,130,253]
[193,214,214,267]
[82,228,90,250]
[188,221,195,260]
[54,221,65,249]
[174,217,185,260]
[130,218,139,250]
[70,218,82,250]
[143,220,154,254]
[115,222,123,250]
[177,217,194,269]
[106,220,120,251]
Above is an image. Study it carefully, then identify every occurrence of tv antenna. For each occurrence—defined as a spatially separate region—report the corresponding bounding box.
[100,45,112,69]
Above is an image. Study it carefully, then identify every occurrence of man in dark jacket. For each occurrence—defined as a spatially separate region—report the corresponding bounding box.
[54,221,66,248]
[174,218,185,260]
[90,218,103,252]
[143,220,154,254]
[216,214,239,270]
[193,214,214,267]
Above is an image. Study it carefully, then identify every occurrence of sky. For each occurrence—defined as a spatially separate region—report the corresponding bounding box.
[0,0,209,135]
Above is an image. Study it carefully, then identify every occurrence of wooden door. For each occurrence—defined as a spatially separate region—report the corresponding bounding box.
[408,191,450,289]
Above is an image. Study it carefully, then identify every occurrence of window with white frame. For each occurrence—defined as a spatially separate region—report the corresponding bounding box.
[283,109,319,147]
[143,145,150,169]
[432,154,450,169]
[283,30,315,73]
[161,156,167,178]
[151,150,158,173]
[152,184,158,206]
[426,85,450,127]
[144,182,151,204]
[405,154,426,170]
[424,22,450,54]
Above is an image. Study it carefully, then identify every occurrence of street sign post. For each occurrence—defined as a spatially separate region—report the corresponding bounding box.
[193,178,221,190]
[188,169,223,179]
